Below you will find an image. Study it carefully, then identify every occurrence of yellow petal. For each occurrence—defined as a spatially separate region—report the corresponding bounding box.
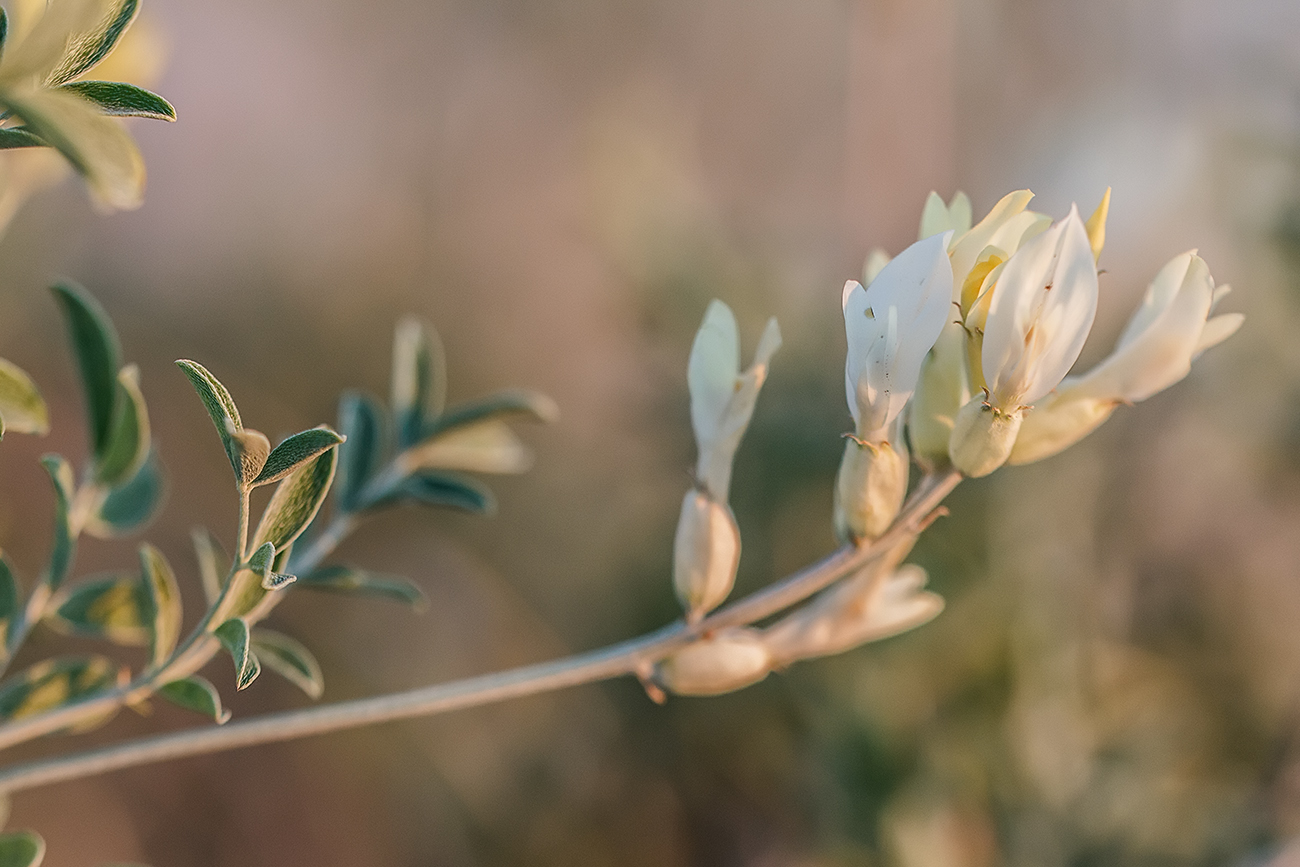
[1085,187,1111,262]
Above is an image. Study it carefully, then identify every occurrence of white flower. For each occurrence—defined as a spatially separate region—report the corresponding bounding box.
[843,231,955,437]
[918,190,972,241]
[1010,250,1243,464]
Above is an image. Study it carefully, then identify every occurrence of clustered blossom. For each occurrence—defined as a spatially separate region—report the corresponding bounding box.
[656,188,1241,697]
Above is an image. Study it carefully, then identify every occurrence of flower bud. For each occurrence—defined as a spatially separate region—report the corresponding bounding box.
[948,395,1023,478]
[654,628,772,696]
[834,434,908,542]
[673,489,741,620]
[907,322,970,472]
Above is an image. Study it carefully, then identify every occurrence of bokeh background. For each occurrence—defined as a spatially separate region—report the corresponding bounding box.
[0,0,1295,863]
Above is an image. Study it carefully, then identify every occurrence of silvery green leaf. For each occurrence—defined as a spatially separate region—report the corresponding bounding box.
[47,0,138,86]
[390,318,445,447]
[0,556,16,649]
[0,128,44,149]
[87,448,164,538]
[250,628,323,699]
[139,544,181,667]
[47,572,148,646]
[0,358,48,436]
[297,565,426,609]
[335,391,385,512]
[403,419,531,475]
[0,830,43,867]
[157,675,229,724]
[0,0,125,84]
[191,527,228,605]
[251,448,336,551]
[251,427,344,487]
[401,471,495,514]
[214,618,259,690]
[39,455,74,590]
[424,388,558,437]
[228,425,270,489]
[0,9,8,66]
[246,542,275,578]
[261,571,295,591]
[0,655,123,720]
[95,364,149,486]
[0,88,144,210]
[57,81,174,120]
[52,283,120,457]
[271,542,292,573]
[175,359,245,482]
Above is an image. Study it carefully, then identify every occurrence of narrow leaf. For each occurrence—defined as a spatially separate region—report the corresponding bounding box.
[0,556,17,649]
[335,391,385,512]
[88,448,164,537]
[52,283,121,456]
[251,448,337,551]
[298,565,427,609]
[48,0,139,86]
[251,629,323,699]
[39,455,74,590]
[0,358,48,435]
[139,544,181,667]
[0,656,123,721]
[262,571,295,591]
[391,318,445,447]
[47,573,148,646]
[0,830,44,867]
[157,675,229,724]
[175,359,244,481]
[0,128,46,150]
[95,364,149,486]
[251,427,344,487]
[214,618,259,690]
[58,81,175,120]
[403,419,531,475]
[191,527,228,605]
[401,471,495,515]
[246,541,275,578]
[425,389,558,437]
[0,8,8,67]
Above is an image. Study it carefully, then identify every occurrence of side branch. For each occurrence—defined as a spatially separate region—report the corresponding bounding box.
[0,469,961,795]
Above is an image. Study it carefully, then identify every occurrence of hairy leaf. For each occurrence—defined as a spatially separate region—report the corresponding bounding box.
[251,629,322,699]
[228,425,270,488]
[298,565,427,609]
[95,364,149,486]
[404,419,531,475]
[425,388,558,437]
[391,318,445,447]
[191,527,228,605]
[0,128,45,150]
[335,391,385,512]
[0,830,44,867]
[214,618,259,690]
[246,541,275,578]
[139,544,181,667]
[0,556,16,649]
[59,80,174,120]
[39,456,74,590]
[0,656,123,721]
[175,359,244,481]
[157,675,229,724]
[261,571,295,591]
[0,358,48,436]
[251,448,337,551]
[48,0,139,86]
[88,448,163,537]
[251,427,344,487]
[48,573,147,646]
[402,471,495,514]
[52,283,120,457]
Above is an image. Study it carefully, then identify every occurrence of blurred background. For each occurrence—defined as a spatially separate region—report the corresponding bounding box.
[0,0,1295,863]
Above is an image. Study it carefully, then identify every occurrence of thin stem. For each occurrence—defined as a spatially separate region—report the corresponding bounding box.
[0,470,961,794]
[235,488,251,562]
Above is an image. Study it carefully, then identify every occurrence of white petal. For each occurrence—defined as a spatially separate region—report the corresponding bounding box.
[1194,313,1243,356]
[688,300,740,453]
[948,192,973,238]
[700,316,782,499]
[918,191,949,240]
[1116,251,1195,350]
[949,189,1034,295]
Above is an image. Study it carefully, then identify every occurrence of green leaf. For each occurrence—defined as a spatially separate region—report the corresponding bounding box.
[298,565,427,609]
[250,629,323,699]
[175,359,244,482]
[94,364,149,486]
[0,8,8,68]
[390,318,445,447]
[0,830,44,867]
[425,389,558,437]
[214,618,259,690]
[52,283,121,457]
[0,128,46,150]
[39,455,75,590]
[246,541,275,577]
[251,448,337,551]
[157,675,229,724]
[0,358,48,436]
[47,573,148,646]
[0,656,123,721]
[0,88,144,210]
[191,527,229,605]
[262,571,295,591]
[139,544,181,667]
[251,427,344,487]
[403,419,531,475]
[335,391,385,512]
[48,0,139,86]
[401,471,496,514]
[0,556,17,649]
[88,448,164,537]
[58,80,175,120]
[228,426,270,488]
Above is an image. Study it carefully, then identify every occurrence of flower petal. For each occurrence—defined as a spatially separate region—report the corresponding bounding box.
[687,300,740,453]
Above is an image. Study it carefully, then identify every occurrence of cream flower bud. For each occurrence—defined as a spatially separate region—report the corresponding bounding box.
[948,394,1024,478]
[834,419,909,542]
[673,489,741,621]
[1010,251,1243,465]
[763,564,944,665]
[907,322,970,472]
[687,300,781,502]
[918,190,972,242]
[654,628,772,696]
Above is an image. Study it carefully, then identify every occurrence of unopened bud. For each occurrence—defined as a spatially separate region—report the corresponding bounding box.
[908,323,970,472]
[673,489,741,620]
[947,395,1022,478]
[654,628,772,696]
[834,436,908,542]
